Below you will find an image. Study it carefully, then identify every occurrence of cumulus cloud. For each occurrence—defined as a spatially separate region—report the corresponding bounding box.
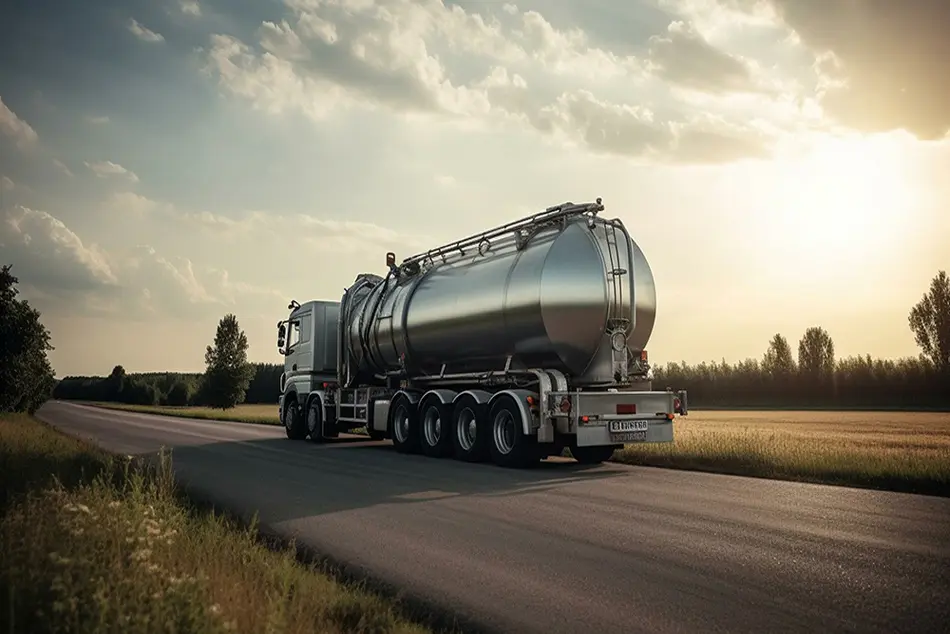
[0,95,38,149]
[730,0,950,139]
[128,18,164,43]
[85,160,139,182]
[202,0,774,163]
[179,1,201,17]
[645,20,757,94]
[0,203,285,319]
[0,205,117,295]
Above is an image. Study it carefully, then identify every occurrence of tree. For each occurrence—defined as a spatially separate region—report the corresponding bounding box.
[798,326,835,377]
[908,270,950,373]
[762,333,795,376]
[203,313,254,409]
[0,264,56,414]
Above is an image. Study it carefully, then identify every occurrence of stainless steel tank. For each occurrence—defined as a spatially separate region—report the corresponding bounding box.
[343,205,657,387]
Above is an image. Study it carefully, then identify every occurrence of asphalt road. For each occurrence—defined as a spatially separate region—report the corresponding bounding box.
[36,401,950,634]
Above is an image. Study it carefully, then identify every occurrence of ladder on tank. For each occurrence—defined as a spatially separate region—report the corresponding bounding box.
[602,219,632,340]
[398,198,606,269]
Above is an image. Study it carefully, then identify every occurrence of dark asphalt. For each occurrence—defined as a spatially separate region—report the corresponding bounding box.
[36,401,950,634]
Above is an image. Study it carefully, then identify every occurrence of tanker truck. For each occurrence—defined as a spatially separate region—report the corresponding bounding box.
[275,198,688,468]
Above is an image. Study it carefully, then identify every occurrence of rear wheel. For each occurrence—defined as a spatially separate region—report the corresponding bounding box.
[488,394,539,468]
[451,395,490,462]
[284,398,307,440]
[389,394,420,454]
[419,398,453,458]
[571,444,619,465]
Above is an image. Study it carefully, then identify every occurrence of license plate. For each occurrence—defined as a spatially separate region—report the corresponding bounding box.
[608,420,648,433]
[611,430,647,443]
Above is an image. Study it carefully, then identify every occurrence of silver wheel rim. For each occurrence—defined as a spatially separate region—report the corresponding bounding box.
[493,409,516,455]
[394,405,410,443]
[456,407,477,451]
[423,405,442,447]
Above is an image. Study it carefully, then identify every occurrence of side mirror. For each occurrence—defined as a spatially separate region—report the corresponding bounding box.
[277,323,286,350]
[386,252,396,268]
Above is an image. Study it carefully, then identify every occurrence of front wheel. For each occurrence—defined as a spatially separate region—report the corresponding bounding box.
[488,394,539,469]
[284,398,307,440]
[306,396,324,443]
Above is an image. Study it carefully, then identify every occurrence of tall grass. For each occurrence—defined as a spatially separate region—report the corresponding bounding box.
[0,414,434,634]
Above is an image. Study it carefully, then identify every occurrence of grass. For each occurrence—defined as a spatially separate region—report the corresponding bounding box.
[613,410,950,496]
[73,401,950,496]
[84,402,282,425]
[0,412,443,634]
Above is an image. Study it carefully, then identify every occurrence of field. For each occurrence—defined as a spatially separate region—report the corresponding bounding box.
[78,402,950,496]
[0,413,442,634]
[88,402,282,425]
[614,410,950,496]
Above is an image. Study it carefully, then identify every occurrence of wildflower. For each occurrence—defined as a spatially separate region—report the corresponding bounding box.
[109,501,121,509]
[131,548,152,561]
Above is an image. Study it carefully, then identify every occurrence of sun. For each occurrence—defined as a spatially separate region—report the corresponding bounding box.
[753,132,916,281]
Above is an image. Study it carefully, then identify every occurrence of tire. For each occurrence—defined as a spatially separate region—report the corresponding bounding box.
[284,397,307,440]
[306,396,325,443]
[389,394,420,454]
[487,394,539,468]
[451,394,490,462]
[571,444,619,465]
[419,397,453,458]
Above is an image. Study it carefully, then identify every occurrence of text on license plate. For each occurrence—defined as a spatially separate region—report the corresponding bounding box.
[608,420,648,433]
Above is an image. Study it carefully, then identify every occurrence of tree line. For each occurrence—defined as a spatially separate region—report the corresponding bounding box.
[3,263,949,415]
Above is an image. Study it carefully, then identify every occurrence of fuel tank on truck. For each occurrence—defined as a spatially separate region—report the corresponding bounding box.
[344,205,657,387]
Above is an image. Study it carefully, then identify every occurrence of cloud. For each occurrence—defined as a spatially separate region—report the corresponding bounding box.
[0,95,39,149]
[739,0,950,139]
[645,20,757,94]
[128,18,165,43]
[1,176,14,192]
[179,1,201,17]
[86,115,110,124]
[0,205,117,296]
[201,0,773,163]
[0,202,284,320]
[84,160,139,182]
[107,191,434,253]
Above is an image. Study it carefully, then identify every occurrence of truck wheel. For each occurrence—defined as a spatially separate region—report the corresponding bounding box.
[306,396,324,443]
[284,398,307,440]
[419,398,453,458]
[571,444,619,465]
[451,395,489,462]
[389,394,420,454]
[488,394,539,469]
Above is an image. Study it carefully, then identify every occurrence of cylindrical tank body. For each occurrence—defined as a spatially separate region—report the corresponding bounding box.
[344,214,656,386]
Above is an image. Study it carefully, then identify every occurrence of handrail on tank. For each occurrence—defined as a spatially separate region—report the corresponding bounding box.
[398,198,605,267]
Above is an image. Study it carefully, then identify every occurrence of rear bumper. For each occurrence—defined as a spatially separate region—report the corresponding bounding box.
[576,417,674,447]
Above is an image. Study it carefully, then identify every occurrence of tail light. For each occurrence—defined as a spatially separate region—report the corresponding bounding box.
[559,397,572,413]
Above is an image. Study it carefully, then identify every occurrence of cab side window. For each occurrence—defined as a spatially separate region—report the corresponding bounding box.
[299,315,311,344]
[288,321,301,350]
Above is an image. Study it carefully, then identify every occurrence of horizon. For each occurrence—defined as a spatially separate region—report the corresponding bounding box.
[2,0,948,378]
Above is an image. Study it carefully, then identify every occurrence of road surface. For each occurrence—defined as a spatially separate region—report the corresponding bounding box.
[36,401,950,634]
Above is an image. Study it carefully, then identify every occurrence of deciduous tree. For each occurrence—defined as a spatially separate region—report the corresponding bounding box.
[0,265,56,414]
[908,270,950,373]
[798,326,835,377]
[203,313,254,410]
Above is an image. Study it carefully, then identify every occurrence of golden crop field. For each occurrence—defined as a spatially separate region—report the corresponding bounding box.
[614,409,950,495]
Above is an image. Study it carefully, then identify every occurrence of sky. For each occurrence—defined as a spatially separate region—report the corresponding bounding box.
[1,0,948,377]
